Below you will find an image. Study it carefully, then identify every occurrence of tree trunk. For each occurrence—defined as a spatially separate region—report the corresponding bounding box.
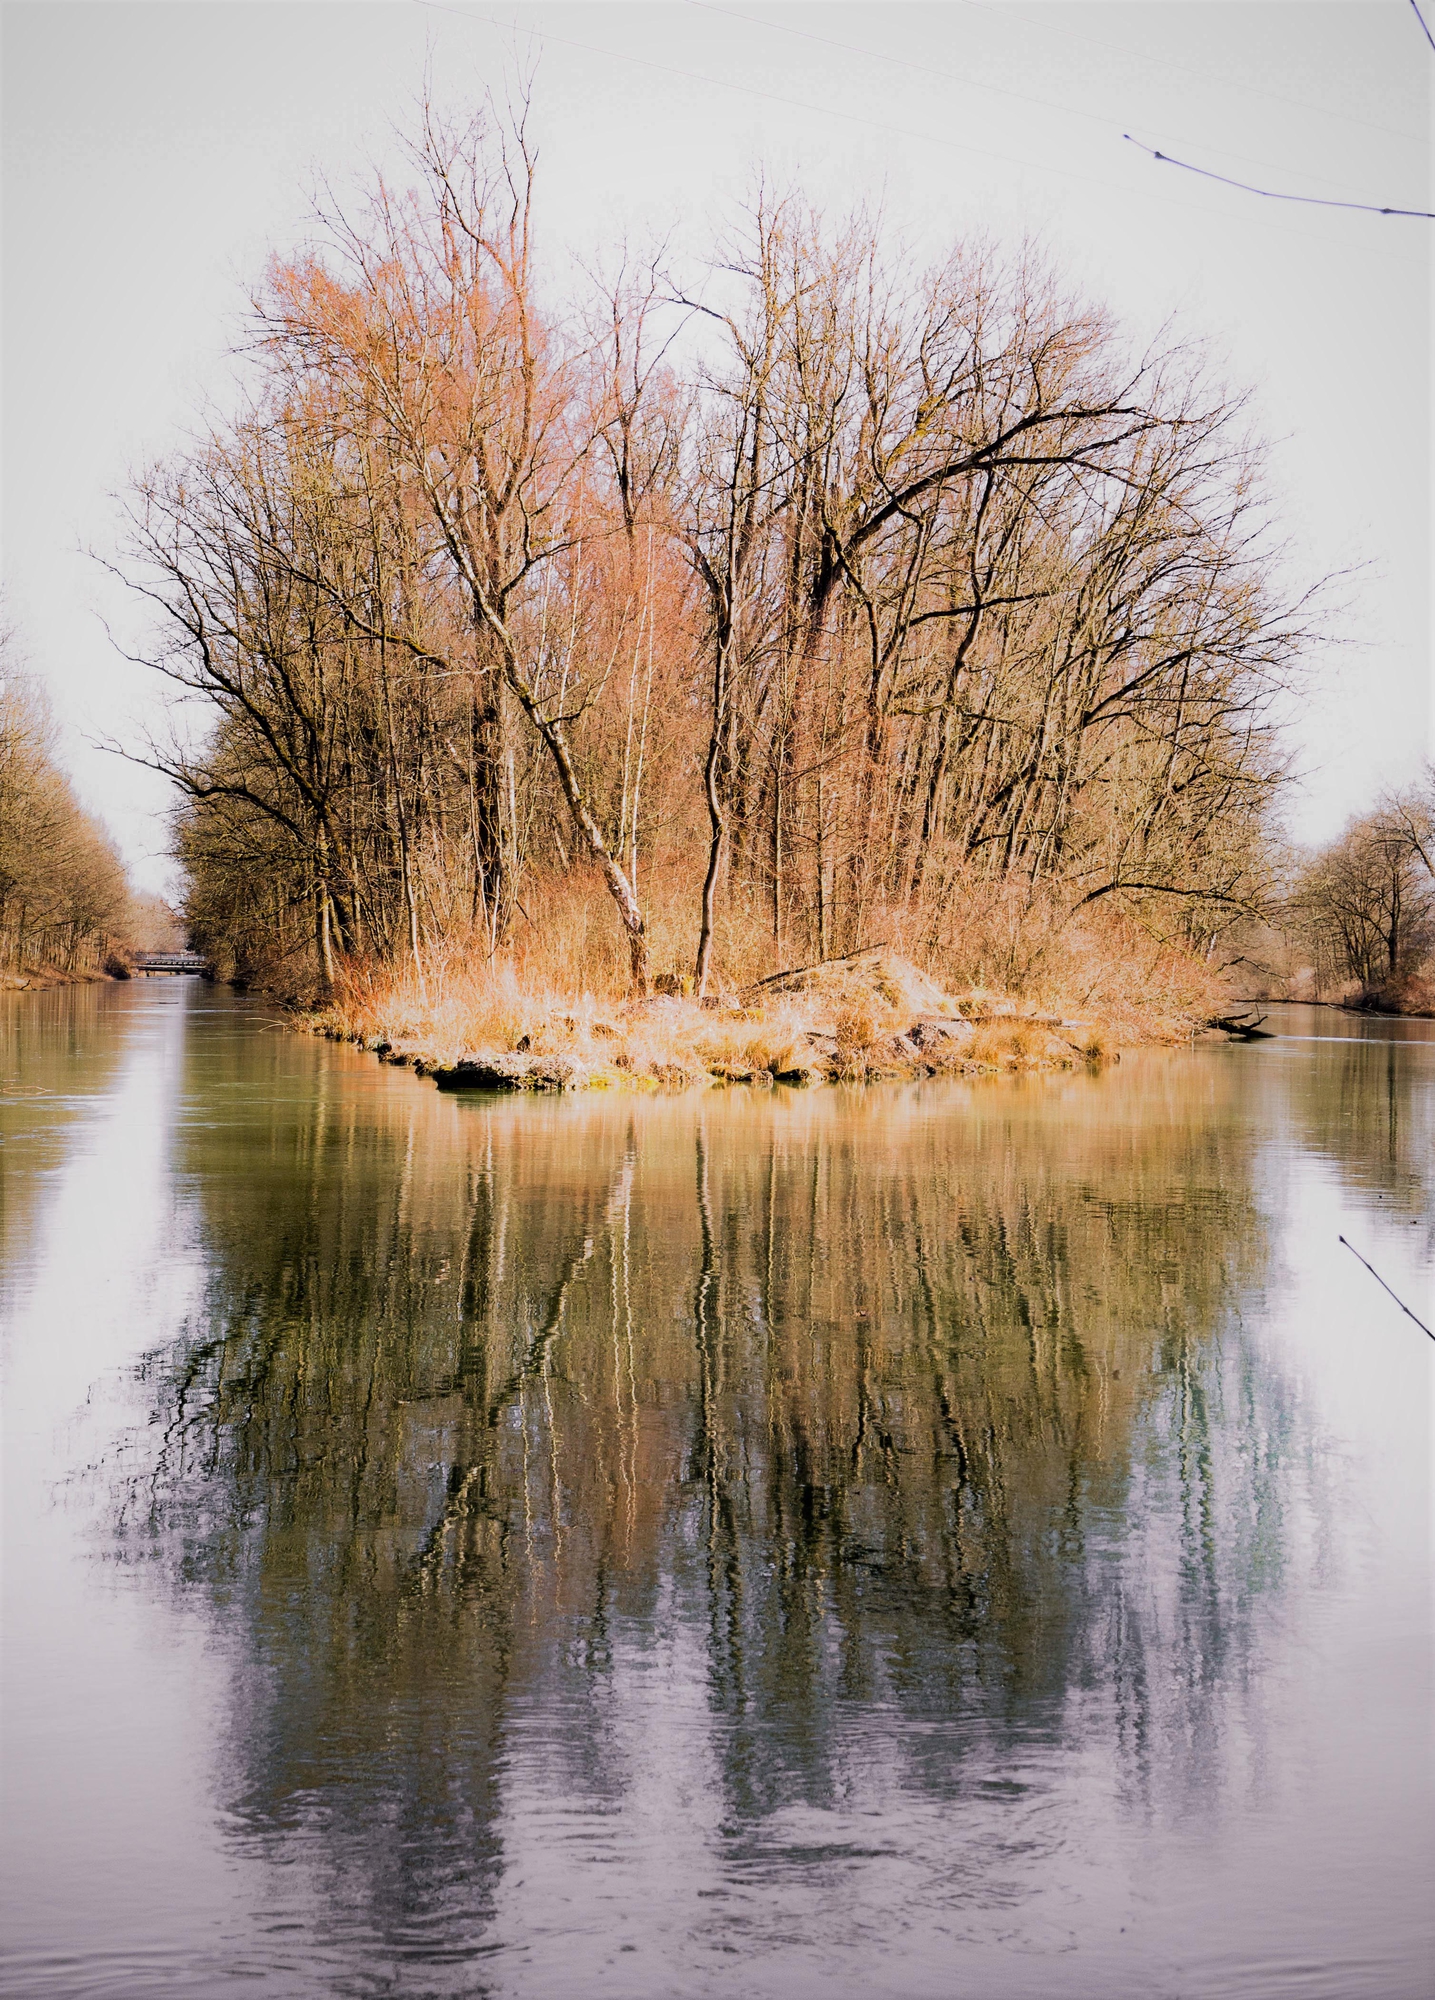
[502,659,650,995]
[695,635,734,1001]
[316,883,337,994]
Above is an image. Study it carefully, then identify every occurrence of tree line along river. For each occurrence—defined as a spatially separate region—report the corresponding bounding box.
[1,983,1431,1999]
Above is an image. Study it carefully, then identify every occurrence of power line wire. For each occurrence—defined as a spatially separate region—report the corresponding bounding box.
[415,0,1213,204]
[688,0,1119,134]
[415,0,1107,187]
[959,0,1423,143]
[687,0,1386,197]
[1339,1236,1434,1340]
[1123,135,1434,218]
[411,0,1412,259]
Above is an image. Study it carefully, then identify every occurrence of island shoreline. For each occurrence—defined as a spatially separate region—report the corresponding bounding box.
[296,951,1234,1094]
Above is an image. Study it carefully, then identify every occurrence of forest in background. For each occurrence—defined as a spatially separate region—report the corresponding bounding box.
[0,658,130,980]
[0,627,182,984]
[113,94,1320,1031]
[1269,772,1435,1014]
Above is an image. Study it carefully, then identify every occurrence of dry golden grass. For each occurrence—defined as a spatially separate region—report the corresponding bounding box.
[303,846,1230,1093]
[304,934,1210,1093]
[0,963,115,990]
[1353,967,1435,1019]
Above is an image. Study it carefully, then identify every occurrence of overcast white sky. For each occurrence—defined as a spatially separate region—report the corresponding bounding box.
[2,0,1430,893]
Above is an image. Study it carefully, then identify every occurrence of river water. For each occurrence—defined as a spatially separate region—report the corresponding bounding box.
[1,984,1430,1999]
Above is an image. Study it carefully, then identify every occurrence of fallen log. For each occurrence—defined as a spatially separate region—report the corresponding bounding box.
[1209,1012,1274,1040]
[741,943,888,997]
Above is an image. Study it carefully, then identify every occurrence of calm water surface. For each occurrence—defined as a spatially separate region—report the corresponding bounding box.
[2,987,1431,1998]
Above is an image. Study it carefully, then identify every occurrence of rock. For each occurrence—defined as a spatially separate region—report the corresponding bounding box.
[431,1054,535,1091]
[531,1056,588,1091]
[429,1052,590,1092]
[907,1017,974,1052]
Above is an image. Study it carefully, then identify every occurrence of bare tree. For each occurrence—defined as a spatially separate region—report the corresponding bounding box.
[260,95,656,990]
[112,95,1321,1009]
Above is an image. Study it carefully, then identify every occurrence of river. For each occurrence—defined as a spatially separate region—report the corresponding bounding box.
[1,984,1431,1998]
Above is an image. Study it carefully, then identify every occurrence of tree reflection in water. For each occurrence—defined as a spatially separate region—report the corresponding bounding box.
[1,987,135,1266]
[114,1041,1330,1973]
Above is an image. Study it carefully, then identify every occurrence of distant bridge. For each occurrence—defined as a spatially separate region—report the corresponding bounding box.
[132,952,210,976]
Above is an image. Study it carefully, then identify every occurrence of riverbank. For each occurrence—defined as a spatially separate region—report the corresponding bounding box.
[303,952,1218,1093]
[1349,976,1435,1019]
[1239,978,1435,1021]
[0,965,120,991]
